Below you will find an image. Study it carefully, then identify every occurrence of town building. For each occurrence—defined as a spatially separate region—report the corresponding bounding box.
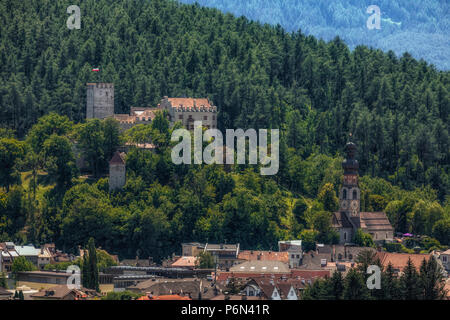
[204,243,240,269]
[332,141,394,244]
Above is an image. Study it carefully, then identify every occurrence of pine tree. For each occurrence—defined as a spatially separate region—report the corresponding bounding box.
[87,237,100,292]
[400,257,420,300]
[382,262,400,300]
[330,271,344,300]
[343,268,369,300]
[82,252,89,288]
[0,272,7,289]
[419,257,446,300]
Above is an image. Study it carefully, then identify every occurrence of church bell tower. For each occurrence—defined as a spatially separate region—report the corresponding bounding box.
[339,140,361,225]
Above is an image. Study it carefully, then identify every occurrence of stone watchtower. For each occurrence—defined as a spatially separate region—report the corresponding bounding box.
[109,151,126,191]
[86,83,114,119]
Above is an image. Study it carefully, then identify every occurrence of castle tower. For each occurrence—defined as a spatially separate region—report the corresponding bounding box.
[86,83,114,119]
[109,151,126,191]
[339,141,361,228]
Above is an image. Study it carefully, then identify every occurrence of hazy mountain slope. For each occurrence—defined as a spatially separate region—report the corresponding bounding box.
[180,0,450,70]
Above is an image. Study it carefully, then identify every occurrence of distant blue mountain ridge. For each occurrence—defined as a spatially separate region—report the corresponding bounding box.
[180,0,449,70]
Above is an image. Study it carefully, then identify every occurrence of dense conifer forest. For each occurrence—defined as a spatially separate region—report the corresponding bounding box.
[181,0,450,70]
[0,0,448,260]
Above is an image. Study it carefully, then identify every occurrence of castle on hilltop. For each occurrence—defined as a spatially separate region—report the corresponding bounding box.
[332,142,394,244]
[85,82,218,191]
[86,82,218,131]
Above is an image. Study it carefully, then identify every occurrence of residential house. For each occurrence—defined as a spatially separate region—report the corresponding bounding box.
[0,242,18,272]
[181,243,205,257]
[31,285,98,300]
[204,243,240,270]
[241,278,302,300]
[278,240,303,268]
[438,249,450,273]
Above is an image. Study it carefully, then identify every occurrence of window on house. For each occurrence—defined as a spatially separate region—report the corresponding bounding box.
[179,115,183,119]
[213,115,216,120]
[344,232,347,241]
[204,116,208,120]
[349,254,353,260]
[443,256,447,262]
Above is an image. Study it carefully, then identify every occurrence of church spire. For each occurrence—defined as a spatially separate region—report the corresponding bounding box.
[342,137,359,186]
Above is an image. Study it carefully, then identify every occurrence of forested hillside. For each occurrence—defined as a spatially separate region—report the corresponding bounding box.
[0,0,449,259]
[181,0,450,70]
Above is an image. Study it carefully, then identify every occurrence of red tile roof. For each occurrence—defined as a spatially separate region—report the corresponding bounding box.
[238,251,289,263]
[171,256,198,268]
[168,98,211,109]
[138,294,191,300]
[375,252,430,272]
[109,151,125,165]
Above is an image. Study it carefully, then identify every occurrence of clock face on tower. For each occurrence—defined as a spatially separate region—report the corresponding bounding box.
[350,200,358,210]
[340,200,348,210]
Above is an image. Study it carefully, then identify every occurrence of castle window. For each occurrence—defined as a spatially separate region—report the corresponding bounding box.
[213,115,216,120]
[344,232,347,241]
[179,115,183,119]
[353,190,357,199]
[204,116,208,120]
[343,189,347,199]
